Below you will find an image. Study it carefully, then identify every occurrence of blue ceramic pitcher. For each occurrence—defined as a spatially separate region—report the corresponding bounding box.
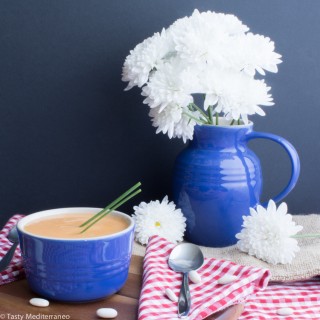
[172,122,300,247]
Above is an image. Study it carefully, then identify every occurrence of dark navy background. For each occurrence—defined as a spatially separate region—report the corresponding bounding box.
[0,1,318,227]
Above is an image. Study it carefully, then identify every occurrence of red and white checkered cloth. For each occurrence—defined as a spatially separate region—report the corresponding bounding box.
[241,278,320,319]
[138,235,271,320]
[139,236,320,320]
[0,214,25,285]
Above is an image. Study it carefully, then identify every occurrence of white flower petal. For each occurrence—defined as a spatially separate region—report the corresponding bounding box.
[255,106,266,116]
[267,200,277,214]
[256,204,266,215]
[277,202,288,216]
[241,114,249,124]
[204,94,219,110]
[249,207,257,217]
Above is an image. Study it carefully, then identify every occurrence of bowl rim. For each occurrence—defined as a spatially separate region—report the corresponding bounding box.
[17,207,135,241]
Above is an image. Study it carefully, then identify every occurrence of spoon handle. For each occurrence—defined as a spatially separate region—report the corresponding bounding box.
[178,272,191,318]
[0,243,19,273]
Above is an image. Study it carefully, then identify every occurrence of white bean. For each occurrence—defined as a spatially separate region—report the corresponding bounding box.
[217,275,238,285]
[29,298,50,307]
[96,308,118,319]
[188,270,201,284]
[276,307,294,316]
[165,288,178,302]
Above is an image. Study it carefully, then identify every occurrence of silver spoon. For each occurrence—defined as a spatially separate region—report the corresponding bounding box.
[0,227,19,272]
[168,243,204,318]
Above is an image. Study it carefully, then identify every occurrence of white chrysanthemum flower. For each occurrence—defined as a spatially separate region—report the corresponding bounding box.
[170,9,249,65]
[133,196,186,245]
[142,58,193,112]
[173,111,198,142]
[149,104,199,142]
[149,104,183,139]
[226,33,282,76]
[236,200,303,265]
[200,67,273,122]
[122,29,174,89]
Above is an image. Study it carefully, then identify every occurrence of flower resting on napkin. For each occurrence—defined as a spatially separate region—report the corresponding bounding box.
[138,235,271,320]
[0,215,25,285]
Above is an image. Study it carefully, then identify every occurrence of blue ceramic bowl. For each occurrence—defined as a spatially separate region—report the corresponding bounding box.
[17,208,135,302]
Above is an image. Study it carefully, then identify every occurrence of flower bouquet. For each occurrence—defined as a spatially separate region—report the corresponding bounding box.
[122,9,282,142]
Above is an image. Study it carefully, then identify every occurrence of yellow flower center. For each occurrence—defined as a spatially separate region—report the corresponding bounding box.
[155,221,161,227]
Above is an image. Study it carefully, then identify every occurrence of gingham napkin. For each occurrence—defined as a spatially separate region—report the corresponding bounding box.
[138,235,271,320]
[241,277,320,319]
[0,214,25,285]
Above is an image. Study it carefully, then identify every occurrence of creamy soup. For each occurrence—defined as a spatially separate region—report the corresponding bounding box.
[23,213,129,239]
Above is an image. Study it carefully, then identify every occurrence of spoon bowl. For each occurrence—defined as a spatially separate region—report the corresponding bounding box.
[0,227,19,272]
[169,243,204,273]
[168,243,204,318]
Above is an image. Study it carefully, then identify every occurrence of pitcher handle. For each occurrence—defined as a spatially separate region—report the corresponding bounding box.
[246,131,300,204]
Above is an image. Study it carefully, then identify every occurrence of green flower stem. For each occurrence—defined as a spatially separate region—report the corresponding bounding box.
[208,106,214,124]
[215,112,219,125]
[188,103,210,122]
[237,119,241,125]
[291,233,320,238]
[230,119,235,125]
[183,112,207,124]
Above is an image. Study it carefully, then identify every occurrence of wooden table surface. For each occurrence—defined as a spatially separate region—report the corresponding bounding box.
[0,255,243,320]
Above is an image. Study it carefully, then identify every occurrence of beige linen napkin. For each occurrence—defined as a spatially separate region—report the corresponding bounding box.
[133,214,320,282]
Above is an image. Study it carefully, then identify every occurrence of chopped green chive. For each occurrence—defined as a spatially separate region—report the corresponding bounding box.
[79,182,141,233]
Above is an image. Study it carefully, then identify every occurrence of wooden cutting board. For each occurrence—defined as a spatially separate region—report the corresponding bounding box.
[0,255,243,319]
